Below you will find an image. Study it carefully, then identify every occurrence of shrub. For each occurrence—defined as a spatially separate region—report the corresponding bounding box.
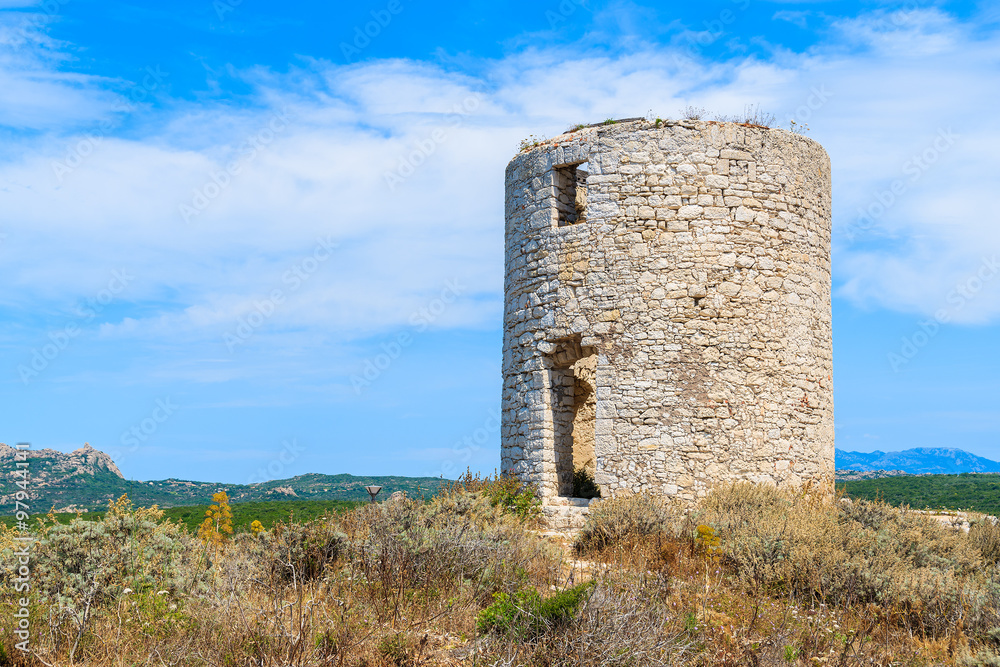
[698,483,987,637]
[25,495,205,660]
[680,105,706,120]
[377,632,415,666]
[971,518,1000,564]
[572,467,600,499]
[443,470,540,521]
[267,519,347,582]
[477,582,594,639]
[344,491,557,618]
[30,496,200,603]
[197,490,233,548]
[574,492,682,555]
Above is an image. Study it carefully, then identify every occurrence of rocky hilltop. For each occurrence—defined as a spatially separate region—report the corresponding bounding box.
[0,442,124,479]
[0,442,126,511]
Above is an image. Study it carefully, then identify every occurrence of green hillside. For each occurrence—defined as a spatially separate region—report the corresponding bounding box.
[0,498,364,533]
[1,468,446,513]
[841,473,1000,515]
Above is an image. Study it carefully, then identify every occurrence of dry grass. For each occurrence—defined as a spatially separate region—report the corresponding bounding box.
[4,482,1000,665]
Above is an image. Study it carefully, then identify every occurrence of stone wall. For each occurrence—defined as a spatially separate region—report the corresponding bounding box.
[501,119,834,505]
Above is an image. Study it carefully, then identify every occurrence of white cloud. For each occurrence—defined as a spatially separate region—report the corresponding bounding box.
[2,4,999,384]
[0,11,122,130]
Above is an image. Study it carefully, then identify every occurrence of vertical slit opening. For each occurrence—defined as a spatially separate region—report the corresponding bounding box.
[554,161,589,227]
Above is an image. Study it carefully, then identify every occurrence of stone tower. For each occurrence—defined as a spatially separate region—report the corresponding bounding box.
[501,119,833,520]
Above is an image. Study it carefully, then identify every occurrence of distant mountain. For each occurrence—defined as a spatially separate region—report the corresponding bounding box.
[836,447,1000,475]
[0,443,448,512]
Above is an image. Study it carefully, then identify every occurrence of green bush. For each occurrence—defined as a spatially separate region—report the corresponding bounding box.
[477,582,594,639]
[443,470,540,521]
[29,497,203,605]
[572,468,600,499]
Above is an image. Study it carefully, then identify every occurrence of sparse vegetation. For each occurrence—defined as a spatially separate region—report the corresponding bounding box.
[681,105,707,120]
[4,482,1000,664]
[714,103,776,128]
[789,118,810,134]
[444,469,541,521]
[518,133,547,152]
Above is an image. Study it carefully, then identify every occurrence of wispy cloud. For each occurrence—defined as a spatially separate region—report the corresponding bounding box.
[2,4,999,392]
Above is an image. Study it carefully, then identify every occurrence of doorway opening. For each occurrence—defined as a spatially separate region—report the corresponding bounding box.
[548,336,599,498]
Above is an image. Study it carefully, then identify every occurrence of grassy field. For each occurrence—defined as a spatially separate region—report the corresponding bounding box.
[0,497,363,533]
[841,472,1000,514]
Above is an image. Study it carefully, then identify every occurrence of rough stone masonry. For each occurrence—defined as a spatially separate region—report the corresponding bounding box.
[501,119,834,519]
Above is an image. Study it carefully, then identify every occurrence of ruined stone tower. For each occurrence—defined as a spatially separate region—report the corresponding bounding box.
[501,119,833,522]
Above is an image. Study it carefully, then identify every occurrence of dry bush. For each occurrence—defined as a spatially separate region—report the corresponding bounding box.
[573,492,687,557]
[344,493,558,616]
[971,517,1000,564]
[478,575,697,666]
[266,519,348,583]
[7,483,1000,665]
[697,483,991,639]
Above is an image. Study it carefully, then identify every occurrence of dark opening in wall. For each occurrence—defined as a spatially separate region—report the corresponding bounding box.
[554,161,588,227]
[547,335,598,498]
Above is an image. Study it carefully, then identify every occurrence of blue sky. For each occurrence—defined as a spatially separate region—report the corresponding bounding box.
[1,0,999,483]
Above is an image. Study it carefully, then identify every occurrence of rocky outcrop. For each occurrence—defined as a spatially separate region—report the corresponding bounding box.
[0,442,124,480]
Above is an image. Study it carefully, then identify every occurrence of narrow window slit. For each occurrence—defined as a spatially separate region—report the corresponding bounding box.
[554,161,588,227]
